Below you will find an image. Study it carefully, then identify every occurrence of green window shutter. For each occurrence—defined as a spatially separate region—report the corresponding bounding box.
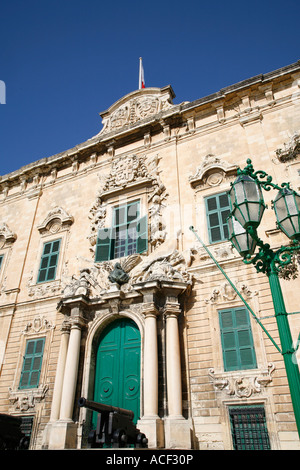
[37,239,61,283]
[219,307,257,371]
[19,338,45,389]
[136,215,148,254]
[95,228,114,262]
[95,202,148,261]
[205,192,231,243]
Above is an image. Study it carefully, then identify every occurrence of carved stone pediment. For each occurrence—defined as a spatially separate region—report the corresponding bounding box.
[37,206,74,234]
[98,86,175,136]
[189,154,238,189]
[0,222,17,248]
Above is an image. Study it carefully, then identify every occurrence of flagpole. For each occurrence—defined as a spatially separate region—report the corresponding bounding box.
[139,57,142,89]
[139,57,145,89]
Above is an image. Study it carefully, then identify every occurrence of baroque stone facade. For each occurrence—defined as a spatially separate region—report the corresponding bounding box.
[0,61,300,450]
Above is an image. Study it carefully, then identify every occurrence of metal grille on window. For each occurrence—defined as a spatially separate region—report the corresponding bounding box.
[229,406,271,450]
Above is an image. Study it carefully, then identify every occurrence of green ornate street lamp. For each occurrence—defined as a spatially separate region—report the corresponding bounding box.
[227,158,300,438]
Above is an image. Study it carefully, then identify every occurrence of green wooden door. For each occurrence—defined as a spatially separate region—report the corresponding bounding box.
[93,318,141,426]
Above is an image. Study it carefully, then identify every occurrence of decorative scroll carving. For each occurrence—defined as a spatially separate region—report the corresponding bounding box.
[208,363,275,398]
[62,248,195,299]
[0,222,17,248]
[130,249,194,286]
[189,154,238,189]
[275,133,300,162]
[205,281,258,304]
[37,206,74,234]
[8,384,48,412]
[98,87,175,136]
[22,315,55,334]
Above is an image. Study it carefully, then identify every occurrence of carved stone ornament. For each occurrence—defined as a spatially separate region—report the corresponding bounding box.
[37,206,74,234]
[88,154,169,253]
[101,154,152,193]
[8,384,49,412]
[0,222,17,248]
[208,363,275,398]
[189,154,238,189]
[62,247,195,299]
[22,315,55,334]
[275,133,300,162]
[97,87,175,136]
[205,281,258,304]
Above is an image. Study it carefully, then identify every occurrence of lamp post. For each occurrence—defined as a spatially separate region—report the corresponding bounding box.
[227,158,300,438]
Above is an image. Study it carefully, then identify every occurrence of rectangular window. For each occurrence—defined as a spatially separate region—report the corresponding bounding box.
[219,306,257,371]
[95,201,148,262]
[205,192,231,243]
[0,254,3,270]
[19,338,45,389]
[229,406,271,450]
[20,416,34,448]
[37,239,61,283]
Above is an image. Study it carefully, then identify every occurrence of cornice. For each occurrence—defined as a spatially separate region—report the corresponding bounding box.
[0,60,299,192]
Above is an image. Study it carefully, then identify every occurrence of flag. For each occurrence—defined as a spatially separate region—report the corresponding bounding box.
[139,57,145,89]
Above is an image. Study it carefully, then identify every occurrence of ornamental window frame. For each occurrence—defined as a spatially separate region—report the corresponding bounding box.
[95,196,148,263]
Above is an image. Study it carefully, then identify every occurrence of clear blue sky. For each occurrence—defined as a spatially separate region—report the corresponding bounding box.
[1,0,299,176]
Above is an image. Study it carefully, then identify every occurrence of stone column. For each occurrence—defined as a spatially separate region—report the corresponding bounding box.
[162,283,192,449]
[165,301,183,418]
[59,317,82,421]
[135,281,164,448]
[42,321,70,449]
[143,302,160,418]
[48,302,86,449]
[50,322,70,422]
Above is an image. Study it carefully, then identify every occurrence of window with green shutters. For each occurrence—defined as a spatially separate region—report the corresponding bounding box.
[19,338,45,389]
[205,192,231,243]
[95,201,148,262]
[37,239,61,283]
[219,306,257,371]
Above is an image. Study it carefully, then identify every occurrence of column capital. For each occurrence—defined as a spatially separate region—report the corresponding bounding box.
[70,312,87,330]
[142,302,160,318]
[60,320,71,334]
[163,300,181,318]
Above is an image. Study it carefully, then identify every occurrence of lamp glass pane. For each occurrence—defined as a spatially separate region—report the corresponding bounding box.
[274,195,286,221]
[243,179,261,202]
[286,194,299,215]
[280,218,294,238]
[234,180,245,204]
[291,214,300,233]
[248,202,261,222]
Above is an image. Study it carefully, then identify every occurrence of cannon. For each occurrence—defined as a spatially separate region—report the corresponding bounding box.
[78,397,148,448]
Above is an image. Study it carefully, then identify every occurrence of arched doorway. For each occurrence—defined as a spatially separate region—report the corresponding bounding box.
[93,318,141,425]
